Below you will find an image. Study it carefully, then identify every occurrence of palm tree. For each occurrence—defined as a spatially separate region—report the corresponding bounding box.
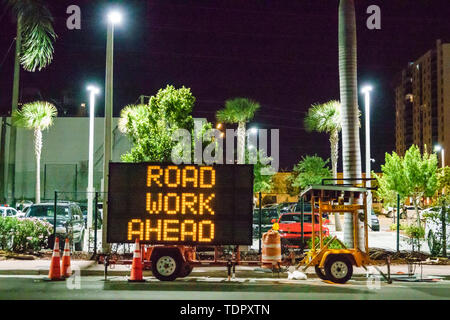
[12,101,57,204]
[338,0,363,247]
[304,100,343,231]
[216,98,260,164]
[4,0,56,204]
[305,101,341,178]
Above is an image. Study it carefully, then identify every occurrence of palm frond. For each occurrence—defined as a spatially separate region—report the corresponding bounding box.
[12,100,57,130]
[304,100,341,133]
[216,97,260,124]
[7,0,56,71]
[118,104,149,134]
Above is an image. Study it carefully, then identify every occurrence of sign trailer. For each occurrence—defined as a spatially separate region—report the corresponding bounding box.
[106,163,254,280]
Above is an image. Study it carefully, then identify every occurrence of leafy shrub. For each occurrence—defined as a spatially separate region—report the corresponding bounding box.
[390,223,407,231]
[405,224,425,239]
[405,224,425,252]
[306,236,345,250]
[0,217,53,253]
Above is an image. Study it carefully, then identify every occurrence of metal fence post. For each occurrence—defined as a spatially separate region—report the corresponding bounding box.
[442,199,447,258]
[53,191,57,245]
[258,191,262,255]
[94,191,98,256]
[396,193,400,252]
[301,197,304,249]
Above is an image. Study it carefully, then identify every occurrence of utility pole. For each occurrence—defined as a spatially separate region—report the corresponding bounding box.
[361,85,373,216]
[102,10,122,253]
[6,18,22,206]
[102,17,114,253]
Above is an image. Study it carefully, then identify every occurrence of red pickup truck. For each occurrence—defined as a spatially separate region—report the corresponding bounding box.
[272,212,329,251]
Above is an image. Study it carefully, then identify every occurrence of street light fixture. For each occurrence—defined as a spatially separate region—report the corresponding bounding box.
[102,9,123,253]
[107,11,123,25]
[361,85,373,215]
[85,85,100,252]
[434,144,445,168]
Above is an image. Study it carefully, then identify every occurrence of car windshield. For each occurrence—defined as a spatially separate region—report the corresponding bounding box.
[292,203,313,212]
[279,214,319,223]
[27,205,68,218]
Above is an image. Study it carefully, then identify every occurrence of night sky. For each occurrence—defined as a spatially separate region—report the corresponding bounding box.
[1,0,450,171]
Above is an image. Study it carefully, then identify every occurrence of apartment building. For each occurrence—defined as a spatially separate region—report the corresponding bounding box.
[395,40,450,166]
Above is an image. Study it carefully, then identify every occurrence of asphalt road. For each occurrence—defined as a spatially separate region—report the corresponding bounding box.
[0,275,449,300]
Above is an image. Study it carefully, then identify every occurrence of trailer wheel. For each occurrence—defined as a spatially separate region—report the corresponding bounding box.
[151,251,181,281]
[179,263,194,278]
[314,265,328,280]
[324,255,353,284]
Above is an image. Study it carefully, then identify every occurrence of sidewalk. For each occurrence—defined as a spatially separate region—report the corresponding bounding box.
[0,259,449,278]
[0,259,96,276]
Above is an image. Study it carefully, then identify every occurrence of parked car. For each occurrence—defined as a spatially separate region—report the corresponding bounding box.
[272,211,330,252]
[252,207,279,238]
[15,200,33,217]
[0,205,18,217]
[369,210,380,231]
[277,202,297,214]
[25,202,85,250]
[290,202,330,221]
[78,202,103,228]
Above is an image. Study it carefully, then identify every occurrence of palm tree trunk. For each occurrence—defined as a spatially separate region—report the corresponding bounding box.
[0,117,7,203]
[330,130,339,179]
[7,16,22,206]
[339,0,363,248]
[237,122,246,164]
[34,129,42,204]
[330,129,343,231]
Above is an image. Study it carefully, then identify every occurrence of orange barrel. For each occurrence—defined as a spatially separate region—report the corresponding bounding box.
[261,229,282,269]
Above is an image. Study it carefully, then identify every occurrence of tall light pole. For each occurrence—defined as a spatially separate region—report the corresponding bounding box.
[361,85,373,216]
[85,85,99,252]
[434,145,445,168]
[102,10,122,253]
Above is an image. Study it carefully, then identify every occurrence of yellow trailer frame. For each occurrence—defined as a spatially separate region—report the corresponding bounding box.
[297,185,373,283]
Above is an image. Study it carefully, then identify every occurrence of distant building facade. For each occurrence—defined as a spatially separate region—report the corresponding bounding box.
[395,40,450,165]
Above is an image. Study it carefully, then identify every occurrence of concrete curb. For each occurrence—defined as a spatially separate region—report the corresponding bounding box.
[0,260,97,276]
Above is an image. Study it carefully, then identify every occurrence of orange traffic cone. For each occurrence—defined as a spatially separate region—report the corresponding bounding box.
[128,238,145,282]
[61,238,72,278]
[46,237,63,281]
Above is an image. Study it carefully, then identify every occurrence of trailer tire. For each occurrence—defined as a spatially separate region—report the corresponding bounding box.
[179,263,194,278]
[314,265,328,280]
[151,251,182,281]
[324,255,353,284]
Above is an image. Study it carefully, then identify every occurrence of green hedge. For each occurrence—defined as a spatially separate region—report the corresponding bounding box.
[0,217,53,253]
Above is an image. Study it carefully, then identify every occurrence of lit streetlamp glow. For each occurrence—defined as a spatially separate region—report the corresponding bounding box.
[434,144,445,168]
[85,85,100,251]
[361,84,373,215]
[102,9,123,253]
[107,11,123,25]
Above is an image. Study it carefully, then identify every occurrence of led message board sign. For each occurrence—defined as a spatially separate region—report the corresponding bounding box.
[107,163,254,245]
